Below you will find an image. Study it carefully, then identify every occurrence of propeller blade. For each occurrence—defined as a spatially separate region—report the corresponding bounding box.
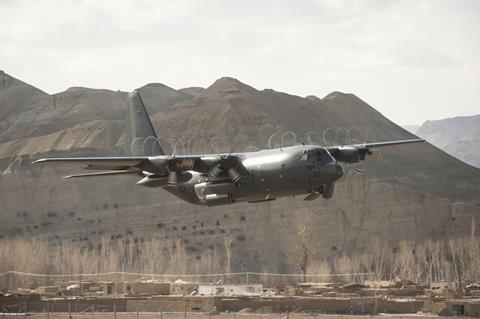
[167,170,178,186]
[228,167,242,183]
[170,158,195,171]
[353,167,365,175]
[206,155,245,183]
[371,151,384,162]
[208,163,223,180]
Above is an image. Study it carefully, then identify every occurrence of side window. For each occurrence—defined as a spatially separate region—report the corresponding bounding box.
[307,150,315,160]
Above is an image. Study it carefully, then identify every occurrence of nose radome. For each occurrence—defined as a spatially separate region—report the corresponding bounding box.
[331,163,344,180]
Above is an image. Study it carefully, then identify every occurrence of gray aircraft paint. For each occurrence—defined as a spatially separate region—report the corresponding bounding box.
[34,91,424,207]
[128,91,164,156]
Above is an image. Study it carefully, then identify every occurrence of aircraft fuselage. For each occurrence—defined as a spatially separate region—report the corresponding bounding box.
[161,145,344,206]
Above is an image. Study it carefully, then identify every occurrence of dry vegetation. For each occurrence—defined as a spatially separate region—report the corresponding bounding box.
[0,236,235,290]
[0,237,230,276]
[0,219,479,289]
[289,212,480,286]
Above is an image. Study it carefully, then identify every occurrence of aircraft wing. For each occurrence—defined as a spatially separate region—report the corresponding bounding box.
[32,155,197,179]
[326,138,425,163]
[33,157,150,171]
[327,138,425,151]
[33,154,247,182]
[351,138,425,149]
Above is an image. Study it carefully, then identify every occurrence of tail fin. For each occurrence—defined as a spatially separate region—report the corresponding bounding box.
[127,90,165,156]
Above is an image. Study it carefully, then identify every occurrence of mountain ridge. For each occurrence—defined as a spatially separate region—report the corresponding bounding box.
[0,72,479,272]
[407,114,480,168]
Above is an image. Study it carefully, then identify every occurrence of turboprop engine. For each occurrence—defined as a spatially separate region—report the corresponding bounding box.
[330,146,370,163]
[194,182,235,206]
[137,171,192,187]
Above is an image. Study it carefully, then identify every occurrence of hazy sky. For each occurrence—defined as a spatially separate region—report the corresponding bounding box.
[1,0,479,125]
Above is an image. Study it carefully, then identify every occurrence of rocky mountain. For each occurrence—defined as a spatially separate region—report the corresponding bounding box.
[414,115,480,168]
[1,71,479,273]
[179,87,206,97]
[402,125,420,135]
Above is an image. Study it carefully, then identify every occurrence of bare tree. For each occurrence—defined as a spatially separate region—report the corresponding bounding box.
[287,209,320,281]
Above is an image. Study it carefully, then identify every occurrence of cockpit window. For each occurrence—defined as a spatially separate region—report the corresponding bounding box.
[315,148,333,164]
[303,148,333,163]
[306,149,315,160]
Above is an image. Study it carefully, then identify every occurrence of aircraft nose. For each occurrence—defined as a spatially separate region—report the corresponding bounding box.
[328,163,344,181]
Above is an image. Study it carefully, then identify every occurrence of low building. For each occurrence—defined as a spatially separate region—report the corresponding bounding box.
[170,281,200,295]
[466,283,480,296]
[198,284,263,296]
[296,282,336,295]
[446,299,480,317]
[126,282,171,296]
[430,281,457,295]
[364,280,394,288]
[35,286,60,297]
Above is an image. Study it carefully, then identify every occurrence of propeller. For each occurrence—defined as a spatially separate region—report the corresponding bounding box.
[227,167,242,183]
[351,150,384,175]
[208,163,223,180]
[167,170,178,186]
[206,155,243,183]
[353,166,365,175]
[166,154,245,186]
[166,156,195,187]
[363,127,384,163]
[370,150,384,162]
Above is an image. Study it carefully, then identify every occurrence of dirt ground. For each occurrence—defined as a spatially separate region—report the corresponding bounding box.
[2,312,440,319]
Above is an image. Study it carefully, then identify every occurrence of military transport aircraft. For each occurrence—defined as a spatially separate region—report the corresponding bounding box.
[34,91,424,206]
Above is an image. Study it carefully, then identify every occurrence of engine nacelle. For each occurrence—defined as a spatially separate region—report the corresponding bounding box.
[205,194,232,206]
[137,175,169,187]
[137,171,191,188]
[333,146,368,163]
[194,182,235,206]
[145,157,170,174]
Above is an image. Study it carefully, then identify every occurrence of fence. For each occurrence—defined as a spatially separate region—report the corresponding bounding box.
[0,305,443,319]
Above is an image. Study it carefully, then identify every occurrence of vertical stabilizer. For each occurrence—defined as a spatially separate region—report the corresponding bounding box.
[127,90,164,156]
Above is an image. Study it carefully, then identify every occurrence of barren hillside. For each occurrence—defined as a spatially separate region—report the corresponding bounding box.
[0,71,479,273]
